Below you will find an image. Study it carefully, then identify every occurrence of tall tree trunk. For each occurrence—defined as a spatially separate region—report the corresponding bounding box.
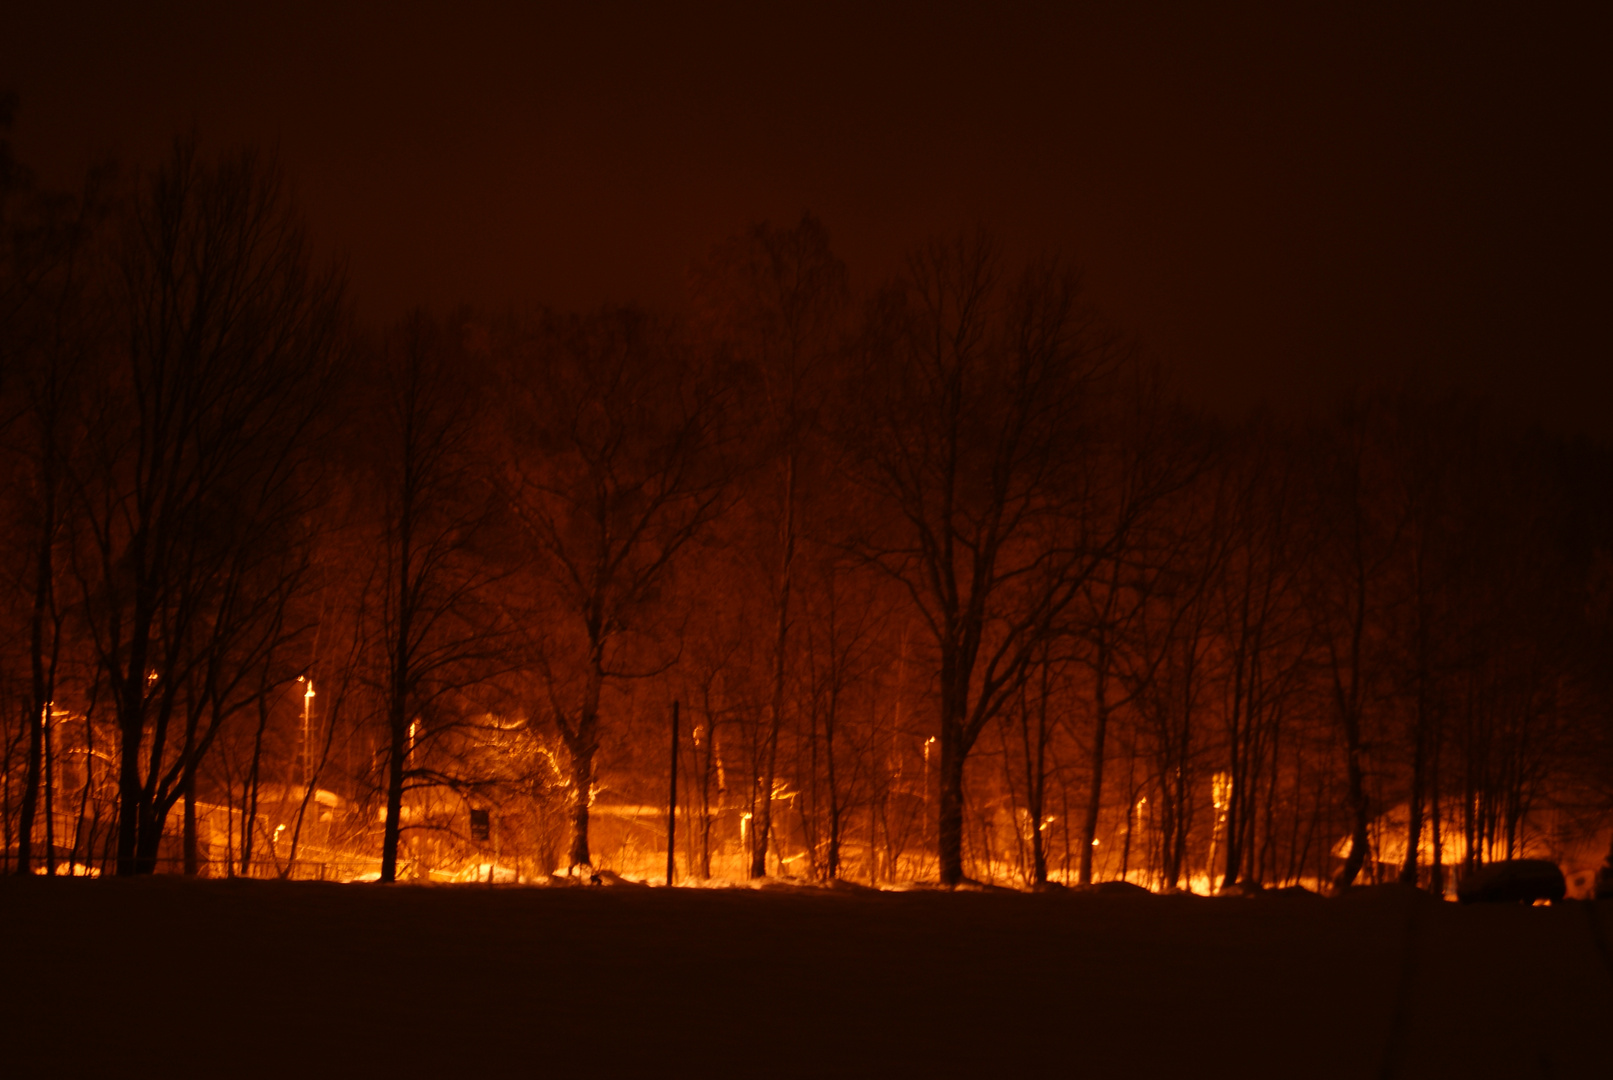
[42,700,57,876]
[1060,775,1072,882]
[697,703,716,879]
[1221,628,1248,891]
[72,702,97,873]
[1429,727,1445,896]
[379,708,407,882]
[380,388,418,886]
[1027,752,1047,886]
[665,701,678,886]
[1029,802,1046,885]
[116,713,143,876]
[997,719,1027,883]
[17,713,44,876]
[1401,582,1433,887]
[19,370,67,877]
[134,801,165,873]
[752,453,796,879]
[564,658,604,869]
[1463,702,1478,873]
[1399,704,1428,888]
[1119,737,1136,883]
[182,768,198,876]
[1331,532,1373,894]
[241,689,268,876]
[801,689,820,880]
[1019,657,1052,885]
[824,694,841,879]
[937,722,966,886]
[1335,712,1371,892]
[1079,642,1110,885]
[17,517,56,875]
[114,591,155,877]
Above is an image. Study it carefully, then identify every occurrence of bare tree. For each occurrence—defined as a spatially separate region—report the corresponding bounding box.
[364,313,507,883]
[1209,430,1313,891]
[1,127,110,875]
[797,556,887,879]
[1007,639,1067,885]
[70,139,341,875]
[850,235,1152,887]
[690,212,847,877]
[1307,402,1404,893]
[503,307,731,870]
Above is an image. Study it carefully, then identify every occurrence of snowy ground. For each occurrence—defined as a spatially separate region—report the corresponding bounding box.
[2,877,1610,1078]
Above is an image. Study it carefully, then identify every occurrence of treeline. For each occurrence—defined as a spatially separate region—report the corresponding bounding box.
[3,132,1611,891]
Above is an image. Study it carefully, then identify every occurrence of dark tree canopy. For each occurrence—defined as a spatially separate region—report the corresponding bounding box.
[1,136,1610,907]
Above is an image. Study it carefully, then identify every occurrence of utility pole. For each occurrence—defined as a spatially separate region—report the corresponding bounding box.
[666,700,679,887]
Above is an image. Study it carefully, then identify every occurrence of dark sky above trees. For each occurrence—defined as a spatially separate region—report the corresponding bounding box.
[4,1,1607,434]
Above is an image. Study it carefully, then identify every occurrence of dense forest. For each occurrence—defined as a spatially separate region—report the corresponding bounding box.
[4,130,1612,894]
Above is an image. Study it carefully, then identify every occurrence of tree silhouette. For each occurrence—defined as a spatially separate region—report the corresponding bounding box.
[850,235,1151,886]
[71,139,341,875]
[503,307,732,870]
[362,313,508,883]
[690,212,847,877]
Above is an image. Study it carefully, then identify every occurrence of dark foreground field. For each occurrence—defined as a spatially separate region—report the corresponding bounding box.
[2,878,1611,1078]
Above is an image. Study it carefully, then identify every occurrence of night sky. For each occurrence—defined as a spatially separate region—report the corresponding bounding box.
[5,2,1608,434]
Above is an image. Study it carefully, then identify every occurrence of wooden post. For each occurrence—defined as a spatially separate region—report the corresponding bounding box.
[666,700,679,887]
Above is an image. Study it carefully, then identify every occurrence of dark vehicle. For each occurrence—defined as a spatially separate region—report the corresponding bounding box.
[1456,859,1567,904]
